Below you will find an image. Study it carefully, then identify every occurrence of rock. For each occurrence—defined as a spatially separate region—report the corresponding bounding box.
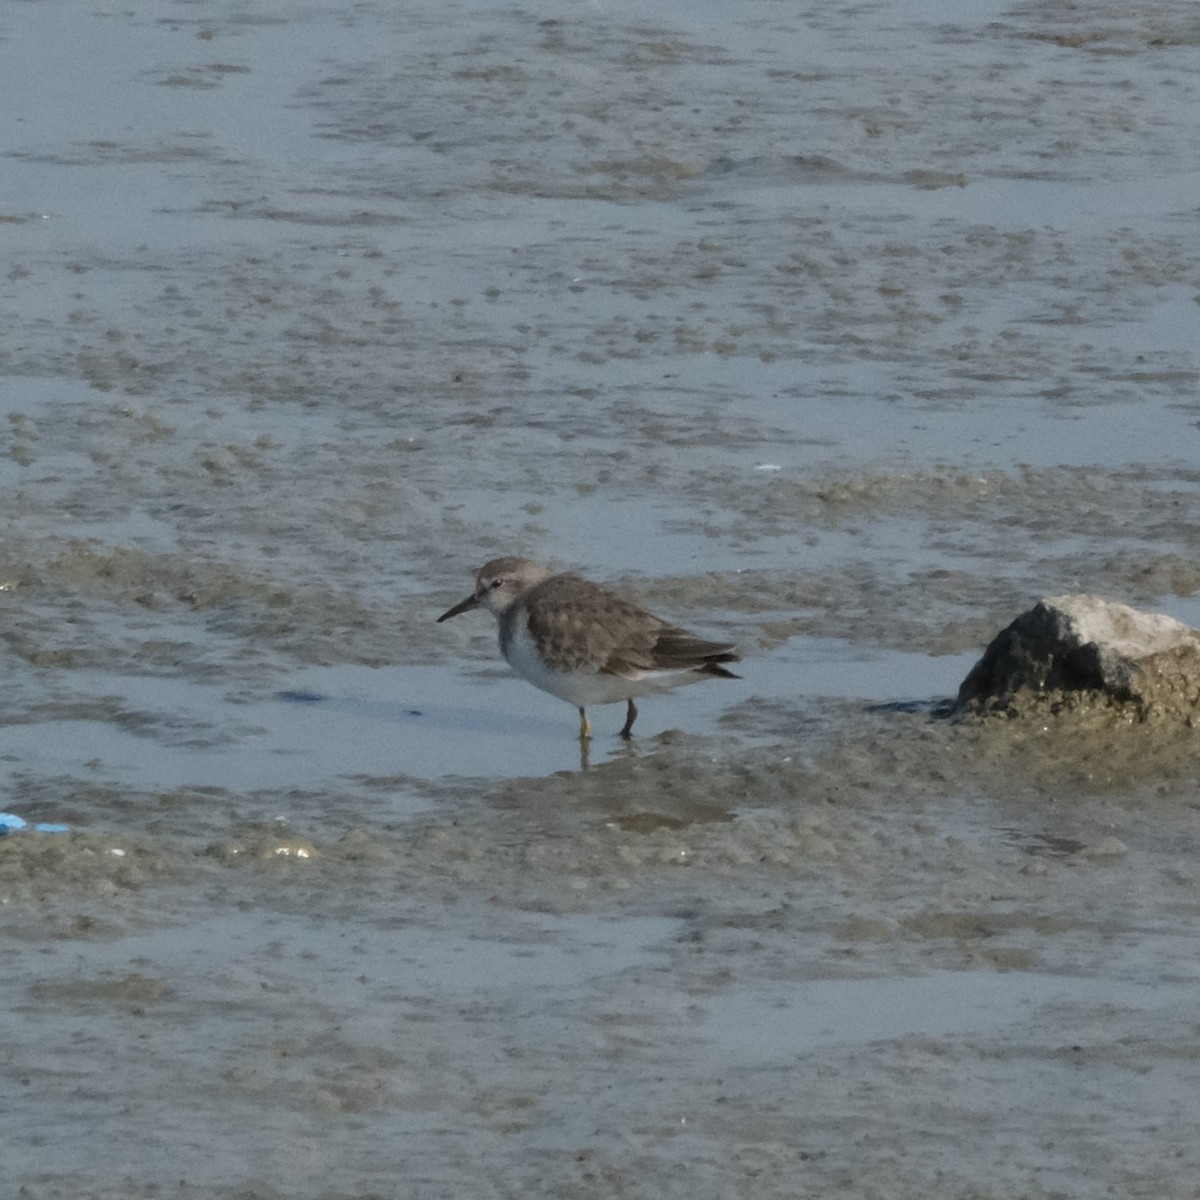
[956,594,1200,721]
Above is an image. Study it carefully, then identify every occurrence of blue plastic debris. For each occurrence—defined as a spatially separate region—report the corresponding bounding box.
[0,812,70,836]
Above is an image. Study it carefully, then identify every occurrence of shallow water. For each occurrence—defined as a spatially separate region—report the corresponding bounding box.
[3,0,1200,1196]
[0,639,979,788]
[698,959,1200,1058]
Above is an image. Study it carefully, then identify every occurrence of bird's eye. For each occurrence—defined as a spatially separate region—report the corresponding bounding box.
[490,578,503,589]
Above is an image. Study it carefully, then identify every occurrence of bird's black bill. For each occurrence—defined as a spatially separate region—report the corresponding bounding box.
[437,593,480,622]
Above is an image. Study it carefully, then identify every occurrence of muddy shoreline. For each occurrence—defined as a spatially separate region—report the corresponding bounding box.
[4,0,1200,1196]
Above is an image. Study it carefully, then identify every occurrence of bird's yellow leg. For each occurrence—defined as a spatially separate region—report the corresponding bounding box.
[578,708,591,740]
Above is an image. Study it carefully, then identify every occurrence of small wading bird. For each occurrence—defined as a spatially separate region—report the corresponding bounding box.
[437,557,740,741]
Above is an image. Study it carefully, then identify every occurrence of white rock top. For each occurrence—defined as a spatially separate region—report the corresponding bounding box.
[1041,594,1199,661]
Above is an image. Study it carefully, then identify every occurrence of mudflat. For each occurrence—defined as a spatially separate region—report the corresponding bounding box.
[3,1,1200,1196]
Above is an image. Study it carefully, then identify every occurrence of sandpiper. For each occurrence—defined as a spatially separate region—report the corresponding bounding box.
[437,557,740,740]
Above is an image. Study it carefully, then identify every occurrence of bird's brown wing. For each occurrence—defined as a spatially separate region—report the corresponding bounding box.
[523,575,658,674]
[524,575,739,679]
[629,626,741,678]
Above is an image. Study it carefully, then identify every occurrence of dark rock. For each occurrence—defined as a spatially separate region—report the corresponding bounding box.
[956,594,1200,721]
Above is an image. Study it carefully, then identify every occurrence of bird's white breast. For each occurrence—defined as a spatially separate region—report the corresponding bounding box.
[501,616,697,708]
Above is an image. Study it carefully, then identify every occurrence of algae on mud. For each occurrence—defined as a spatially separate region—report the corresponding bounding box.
[4,0,1200,1196]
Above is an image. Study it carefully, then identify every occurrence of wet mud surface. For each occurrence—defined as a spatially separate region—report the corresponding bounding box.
[3,0,1200,1197]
